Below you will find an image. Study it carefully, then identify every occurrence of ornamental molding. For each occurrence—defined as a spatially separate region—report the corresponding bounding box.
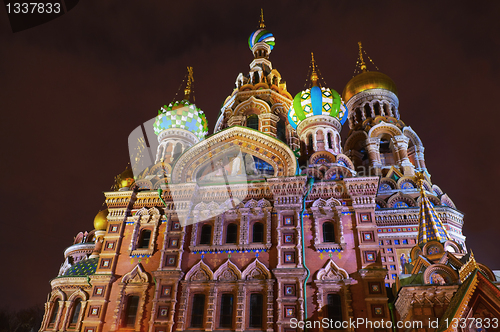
[213,259,242,281]
[316,259,349,281]
[233,96,271,116]
[121,263,150,284]
[368,121,403,138]
[184,260,213,281]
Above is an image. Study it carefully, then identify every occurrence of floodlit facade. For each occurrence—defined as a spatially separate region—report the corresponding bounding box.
[40,13,499,332]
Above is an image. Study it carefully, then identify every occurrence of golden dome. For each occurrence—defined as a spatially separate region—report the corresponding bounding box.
[116,166,135,189]
[342,71,398,102]
[93,209,108,231]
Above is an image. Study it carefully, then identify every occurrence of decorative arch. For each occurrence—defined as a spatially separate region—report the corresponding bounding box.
[171,126,296,183]
[122,263,150,284]
[213,259,242,281]
[257,198,271,208]
[335,153,355,170]
[443,240,462,254]
[441,194,456,209]
[49,288,67,302]
[432,185,444,197]
[416,194,441,207]
[312,198,327,208]
[397,176,418,190]
[368,121,403,138]
[423,263,459,285]
[316,259,349,281]
[379,178,397,192]
[477,263,496,281]
[423,241,444,256]
[245,199,259,208]
[309,150,336,164]
[68,288,88,302]
[326,198,341,207]
[233,96,271,116]
[375,198,387,209]
[185,260,214,281]
[242,258,272,280]
[344,130,368,152]
[403,126,423,147]
[387,192,416,208]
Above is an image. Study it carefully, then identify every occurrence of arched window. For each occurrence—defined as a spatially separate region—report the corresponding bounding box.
[277,119,286,143]
[48,301,59,327]
[308,134,313,151]
[200,224,212,245]
[249,293,263,328]
[247,115,259,130]
[69,299,82,326]
[138,229,151,248]
[252,222,264,243]
[327,132,333,150]
[226,223,238,244]
[323,222,335,243]
[124,296,140,327]
[191,294,205,328]
[327,294,342,324]
[220,294,234,328]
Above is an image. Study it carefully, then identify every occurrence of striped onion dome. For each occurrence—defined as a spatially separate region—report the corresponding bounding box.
[248,28,275,50]
[287,86,348,130]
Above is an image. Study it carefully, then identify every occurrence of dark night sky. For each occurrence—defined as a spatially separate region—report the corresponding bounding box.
[1,1,499,310]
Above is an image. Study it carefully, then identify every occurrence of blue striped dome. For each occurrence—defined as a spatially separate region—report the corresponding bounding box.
[248,29,275,50]
[287,86,348,129]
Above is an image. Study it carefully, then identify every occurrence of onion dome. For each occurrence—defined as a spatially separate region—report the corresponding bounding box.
[248,29,275,51]
[153,100,208,141]
[153,68,208,141]
[342,42,398,102]
[63,257,98,277]
[117,166,134,189]
[288,53,348,129]
[93,209,108,231]
[248,9,275,51]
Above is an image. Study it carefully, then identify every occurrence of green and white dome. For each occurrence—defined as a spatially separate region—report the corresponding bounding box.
[288,86,348,129]
[154,100,209,141]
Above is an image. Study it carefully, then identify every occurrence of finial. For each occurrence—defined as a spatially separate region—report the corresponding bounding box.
[184,66,194,100]
[358,41,367,72]
[310,52,319,86]
[259,8,265,29]
[415,171,426,195]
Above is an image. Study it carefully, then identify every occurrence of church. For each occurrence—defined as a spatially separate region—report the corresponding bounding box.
[39,12,500,332]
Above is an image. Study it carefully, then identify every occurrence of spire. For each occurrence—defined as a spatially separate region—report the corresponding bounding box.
[358,41,367,72]
[416,172,451,246]
[184,66,194,101]
[259,8,265,29]
[310,52,319,87]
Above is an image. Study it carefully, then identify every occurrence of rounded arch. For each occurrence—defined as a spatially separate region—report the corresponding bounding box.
[379,178,397,192]
[233,96,271,116]
[387,192,416,208]
[368,121,403,138]
[403,126,423,147]
[397,176,418,190]
[68,288,89,302]
[423,263,459,285]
